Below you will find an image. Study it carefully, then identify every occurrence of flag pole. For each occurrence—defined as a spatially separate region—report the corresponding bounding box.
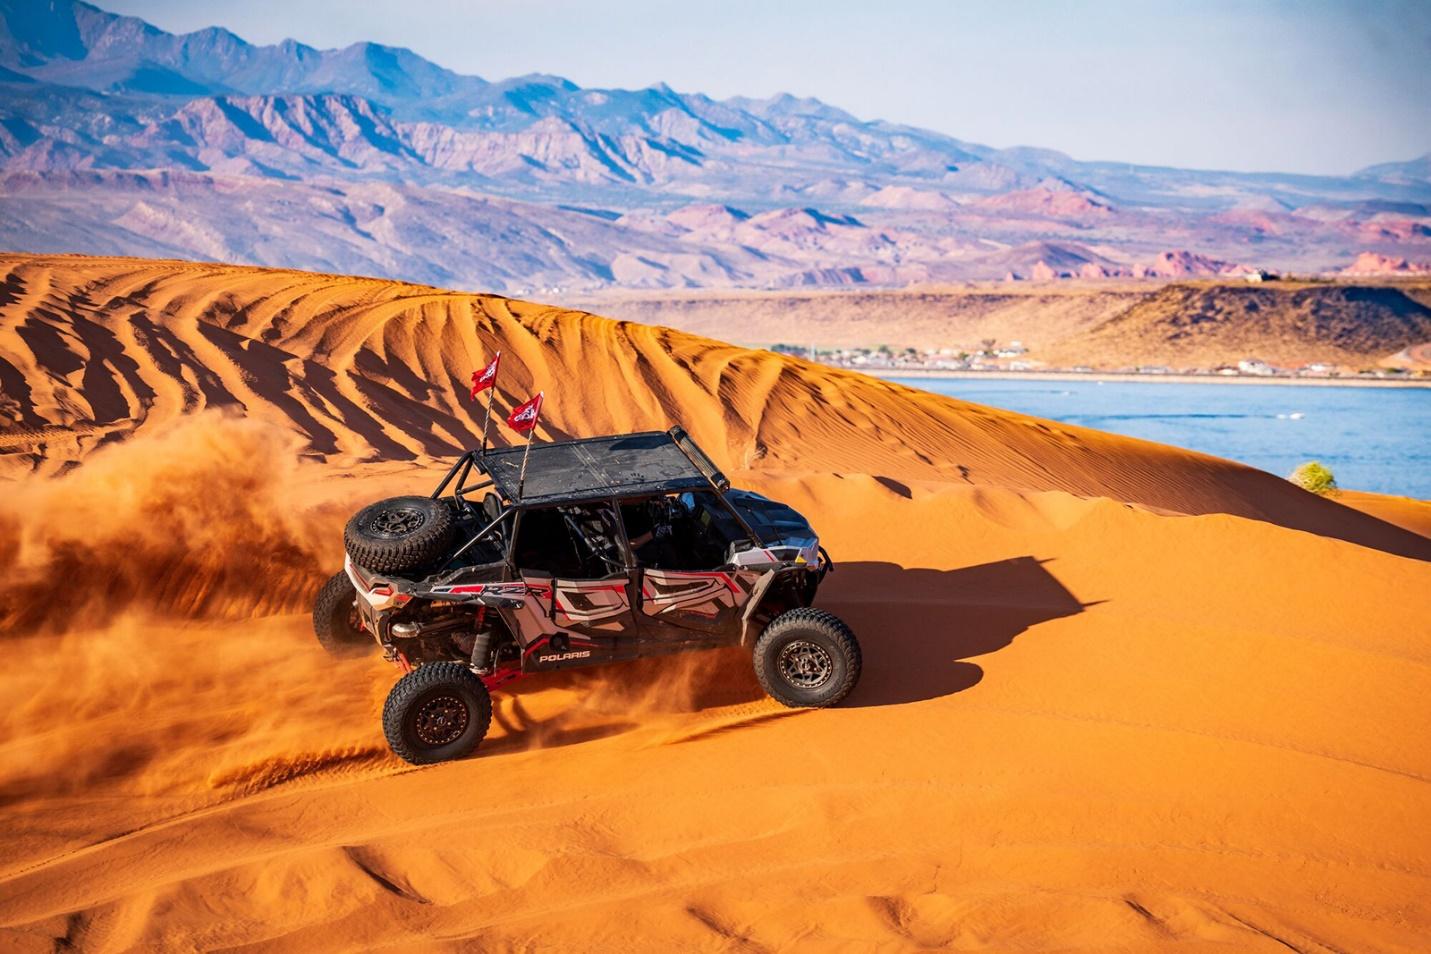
[515,392,542,501]
[474,351,501,455]
[479,356,499,454]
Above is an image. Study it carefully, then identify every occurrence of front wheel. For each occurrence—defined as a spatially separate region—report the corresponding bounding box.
[382,662,493,765]
[312,571,372,657]
[753,608,861,708]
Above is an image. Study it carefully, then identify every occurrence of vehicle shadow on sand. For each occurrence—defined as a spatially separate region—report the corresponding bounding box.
[819,557,1097,707]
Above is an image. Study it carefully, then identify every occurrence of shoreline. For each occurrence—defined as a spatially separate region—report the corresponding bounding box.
[861,368,1431,389]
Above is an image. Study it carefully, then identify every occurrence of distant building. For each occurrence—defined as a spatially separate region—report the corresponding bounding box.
[1244,269,1278,283]
[1238,358,1275,375]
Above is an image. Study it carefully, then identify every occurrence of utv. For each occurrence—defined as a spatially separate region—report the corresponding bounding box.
[313,426,860,764]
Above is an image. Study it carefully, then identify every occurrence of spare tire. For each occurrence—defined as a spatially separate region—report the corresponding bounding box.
[344,495,456,574]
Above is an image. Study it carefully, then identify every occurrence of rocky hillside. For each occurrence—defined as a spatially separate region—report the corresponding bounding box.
[1042,281,1431,368]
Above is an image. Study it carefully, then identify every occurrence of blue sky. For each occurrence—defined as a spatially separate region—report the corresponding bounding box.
[103,0,1431,176]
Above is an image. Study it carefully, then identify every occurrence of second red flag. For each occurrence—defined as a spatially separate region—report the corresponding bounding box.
[506,392,543,434]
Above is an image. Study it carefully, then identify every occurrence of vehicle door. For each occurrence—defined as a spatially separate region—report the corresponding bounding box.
[620,492,754,644]
[508,501,637,667]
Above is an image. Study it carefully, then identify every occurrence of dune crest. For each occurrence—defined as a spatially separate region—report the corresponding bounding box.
[0,255,1428,951]
[2,254,1425,558]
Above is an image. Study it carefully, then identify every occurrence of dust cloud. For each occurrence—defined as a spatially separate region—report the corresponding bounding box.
[0,415,387,803]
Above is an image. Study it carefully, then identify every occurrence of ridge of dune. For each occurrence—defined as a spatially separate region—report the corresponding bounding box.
[1337,489,1431,538]
[2,253,1425,559]
[0,254,1428,952]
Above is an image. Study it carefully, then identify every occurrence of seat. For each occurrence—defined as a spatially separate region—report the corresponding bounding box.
[481,493,503,523]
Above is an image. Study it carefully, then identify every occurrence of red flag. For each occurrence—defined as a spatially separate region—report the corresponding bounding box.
[506,392,544,434]
[470,352,501,399]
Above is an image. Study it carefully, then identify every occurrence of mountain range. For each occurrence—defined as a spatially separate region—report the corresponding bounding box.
[2,0,1430,292]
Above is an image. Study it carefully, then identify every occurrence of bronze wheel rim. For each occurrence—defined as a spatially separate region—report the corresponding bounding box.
[369,506,426,538]
[777,639,834,690]
[413,693,469,747]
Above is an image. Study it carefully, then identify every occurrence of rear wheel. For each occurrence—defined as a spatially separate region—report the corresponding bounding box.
[312,571,371,657]
[753,608,861,708]
[344,495,456,575]
[382,662,493,765]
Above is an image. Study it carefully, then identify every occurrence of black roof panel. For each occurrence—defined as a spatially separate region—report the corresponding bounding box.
[478,429,720,505]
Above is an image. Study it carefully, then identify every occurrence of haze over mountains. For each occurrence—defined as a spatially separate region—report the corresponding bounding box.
[2,0,1430,292]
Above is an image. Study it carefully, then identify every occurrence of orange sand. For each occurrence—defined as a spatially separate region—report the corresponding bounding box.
[1338,489,1431,539]
[0,255,1428,951]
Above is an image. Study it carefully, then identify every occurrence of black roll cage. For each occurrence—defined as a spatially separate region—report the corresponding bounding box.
[429,426,766,573]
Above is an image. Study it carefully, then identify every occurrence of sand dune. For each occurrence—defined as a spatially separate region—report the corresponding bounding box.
[1,254,1428,951]
[3,255,1423,557]
[1336,489,1431,538]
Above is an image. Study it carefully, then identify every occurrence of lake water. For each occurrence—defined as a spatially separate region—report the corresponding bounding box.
[885,376,1431,500]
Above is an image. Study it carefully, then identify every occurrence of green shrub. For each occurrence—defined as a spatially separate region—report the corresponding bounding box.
[1289,461,1338,495]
